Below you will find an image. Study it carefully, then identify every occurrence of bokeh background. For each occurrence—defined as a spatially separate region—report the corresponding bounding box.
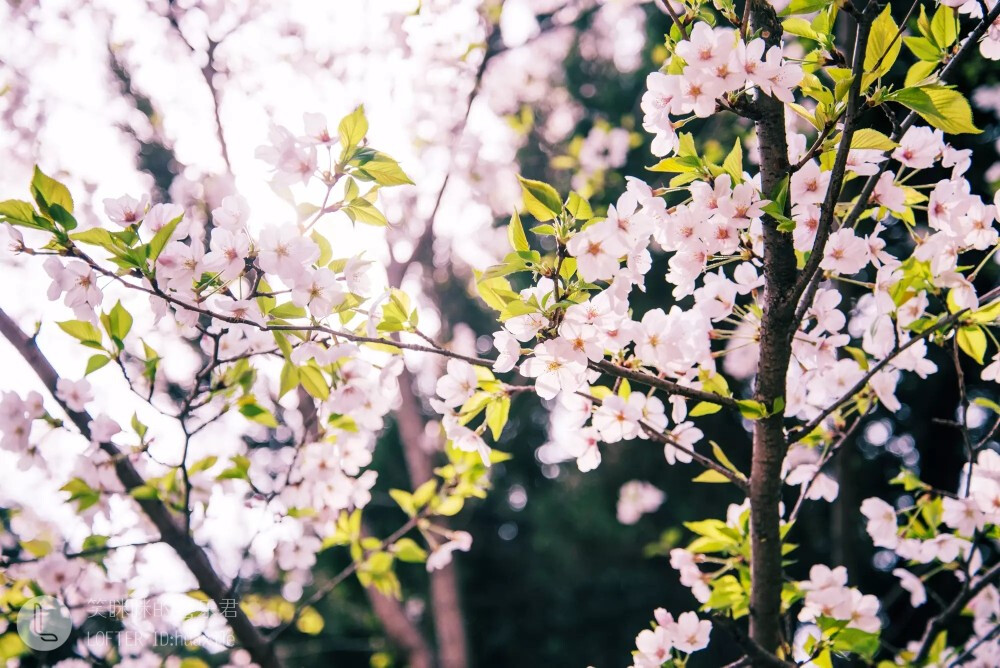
[2,0,1000,665]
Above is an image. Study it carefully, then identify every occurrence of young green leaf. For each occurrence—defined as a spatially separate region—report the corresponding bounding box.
[338,106,369,160]
[889,86,981,135]
[863,5,901,85]
[507,211,529,253]
[516,175,562,221]
[31,166,75,225]
[957,325,987,364]
[147,215,183,263]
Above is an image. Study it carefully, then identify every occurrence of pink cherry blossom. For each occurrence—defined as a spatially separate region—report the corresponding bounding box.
[257,224,320,280]
[56,378,93,412]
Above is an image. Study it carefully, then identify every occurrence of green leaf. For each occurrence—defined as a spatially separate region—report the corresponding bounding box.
[179,659,211,668]
[61,478,100,510]
[957,326,987,364]
[864,5,901,85]
[565,192,593,220]
[85,354,111,376]
[21,539,53,558]
[147,215,183,263]
[704,574,747,613]
[412,479,437,508]
[831,627,881,660]
[129,485,159,501]
[889,86,981,135]
[711,442,742,476]
[783,17,820,40]
[736,399,769,420]
[238,398,279,428]
[475,273,520,313]
[851,129,897,151]
[779,0,829,15]
[689,401,722,417]
[343,199,388,226]
[930,5,957,49]
[485,395,511,440]
[904,36,941,62]
[71,227,120,254]
[279,362,300,398]
[970,300,1000,324]
[270,302,307,319]
[507,210,529,253]
[353,150,413,187]
[516,175,562,221]
[768,174,790,213]
[648,156,702,173]
[299,364,330,400]
[311,231,332,266]
[217,455,251,481]
[435,495,465,516]
[974,397,1000,414]
[106,300,133,344]
[0,199,48,231]
[338,106,369,160]
[722,138,743,183]
[392,537,427,563]
[693,470,732,483]
[31,166,75,223]
[189,455,218,475]
[905,60,938,87]
[389,489,416,516]
[58,320,103,346]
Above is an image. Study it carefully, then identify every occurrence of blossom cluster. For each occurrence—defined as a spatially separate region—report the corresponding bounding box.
[642,24,804,156]
[0,111,473,659]
[859,453,1000,664]
[630,608,712,668]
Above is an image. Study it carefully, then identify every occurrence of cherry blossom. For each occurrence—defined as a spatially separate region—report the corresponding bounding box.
[519,339,587,400]
[102,194,149,227]
[435,359,479,408]
[257,224,320,280]
[616,480,665,525]
[55,378,93,412]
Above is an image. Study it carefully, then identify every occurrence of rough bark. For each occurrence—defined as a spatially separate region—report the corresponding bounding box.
[395,355,470,668]
[365,567,435,668]
[747,0,796,657]
[748,0,879,656]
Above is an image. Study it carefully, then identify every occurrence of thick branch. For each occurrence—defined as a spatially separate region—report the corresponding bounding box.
[747,0,796,657]
[713,615,795,668]
[0,308,279,668]
[366,589,434,668]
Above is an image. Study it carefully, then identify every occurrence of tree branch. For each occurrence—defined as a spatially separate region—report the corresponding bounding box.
[712,615,795,668]
[787,0,879,314]
[912,560,1000,664]
[0,307,279,668]
[839,1,1000,233]
[747,0,797,656]
[590,359,742,410]
[787,285,1000,443]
